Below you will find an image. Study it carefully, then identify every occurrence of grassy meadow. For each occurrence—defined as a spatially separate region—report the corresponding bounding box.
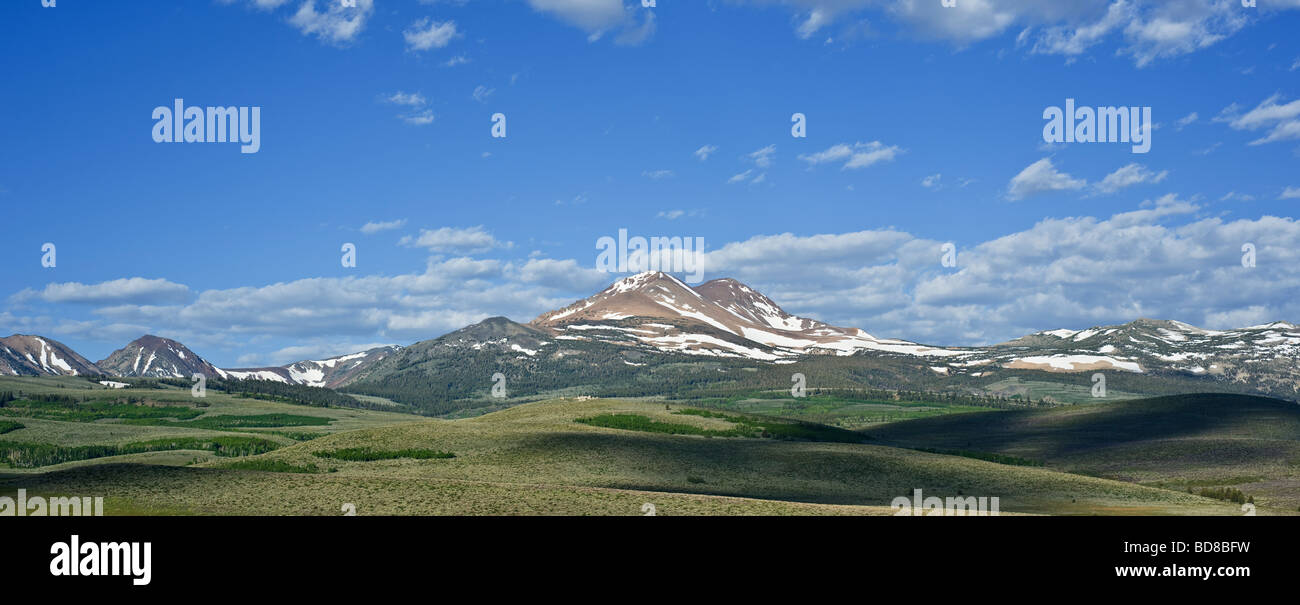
[0,376,1292,515]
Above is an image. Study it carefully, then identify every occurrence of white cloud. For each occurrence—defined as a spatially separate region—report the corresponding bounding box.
[1219,191,1254,202]
[401,110,435,125]
[384,92,426,107]
[1030,0,1129,59]
[799,141,901,170]
[382,91,434,125]
[12,278,191,305]
[526,0,626,31]
[398,226,509,253]
[749,144,777,168]
[733,0,1294,67]
[1216,94,1300,146]
[404,18,460,51]
[509,257,610,292]
[702,195,1300,344]
[1092,163,1168,195]
[1175,112,1198,130]
[921,174,942,189]
[1007,158,1086,200]
[727,169,760,184]
[9,197,1300,357]
[694,144,718,161]
[657,209,701,220]
[361,219,407,234]
[1281,186,1300,200]
[287,0,374,45]
[525,0,654,44]
[642,169,674,180]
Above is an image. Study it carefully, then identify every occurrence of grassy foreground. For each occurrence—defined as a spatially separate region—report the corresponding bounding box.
[1,397,1261,515]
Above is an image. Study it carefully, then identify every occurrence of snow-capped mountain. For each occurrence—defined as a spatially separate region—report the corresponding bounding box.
[527,273,1298,391]
[978,319,1300,386]
[7,275,1297,400]
[532,272,965,361]
[278,346,401,388]
[97,335,222,379]
[0,335,103,376]
[95,336,400,386]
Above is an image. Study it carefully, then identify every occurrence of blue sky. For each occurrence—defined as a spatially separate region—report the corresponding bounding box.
[2,0,1299,367]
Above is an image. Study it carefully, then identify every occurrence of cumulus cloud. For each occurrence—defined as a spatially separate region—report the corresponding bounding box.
[12,278,191,305]
[1092,163,1168,195]
[526,0,655,44]
[701,196,1300,344]
[361,219,407,234]
[8,198,1298,358]
[398,226,509,253]
[694,144,718,161]
[404,18,460,51]
[287,0,374,45]
[1007,158,1086,200]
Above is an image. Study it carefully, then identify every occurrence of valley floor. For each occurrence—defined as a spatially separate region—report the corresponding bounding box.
[3,388,1286,515]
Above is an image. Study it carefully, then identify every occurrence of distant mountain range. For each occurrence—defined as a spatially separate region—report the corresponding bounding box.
[2,272,1297,404]
[0,333,399,389]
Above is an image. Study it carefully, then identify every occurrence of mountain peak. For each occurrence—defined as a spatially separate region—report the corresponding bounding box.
[693,277,807,332]
[97,335,219,379]
[606,271,696,294]
[0,334,103,377]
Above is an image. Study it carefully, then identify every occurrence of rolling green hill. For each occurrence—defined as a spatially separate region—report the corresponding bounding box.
[866,393,1300,510]
[2,396,1264,515]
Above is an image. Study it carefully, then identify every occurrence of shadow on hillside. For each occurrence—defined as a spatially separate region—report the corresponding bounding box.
[865,394,1300,462]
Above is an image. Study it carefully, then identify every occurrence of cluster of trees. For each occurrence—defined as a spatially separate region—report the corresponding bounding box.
[146,376,382,411]
[0,435,280,469]
[209,378,375,409]
[1195,486,1253,505]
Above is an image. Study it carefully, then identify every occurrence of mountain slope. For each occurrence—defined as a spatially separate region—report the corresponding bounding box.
[532,272,965,361]
[868,393,1300,509]
[280,346,401,388]
[343,273,1300,412]
[96,335,221,379]
[0,335,103,376]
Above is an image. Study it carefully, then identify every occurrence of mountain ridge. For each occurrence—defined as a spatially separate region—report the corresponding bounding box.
[6,272,1297,402]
